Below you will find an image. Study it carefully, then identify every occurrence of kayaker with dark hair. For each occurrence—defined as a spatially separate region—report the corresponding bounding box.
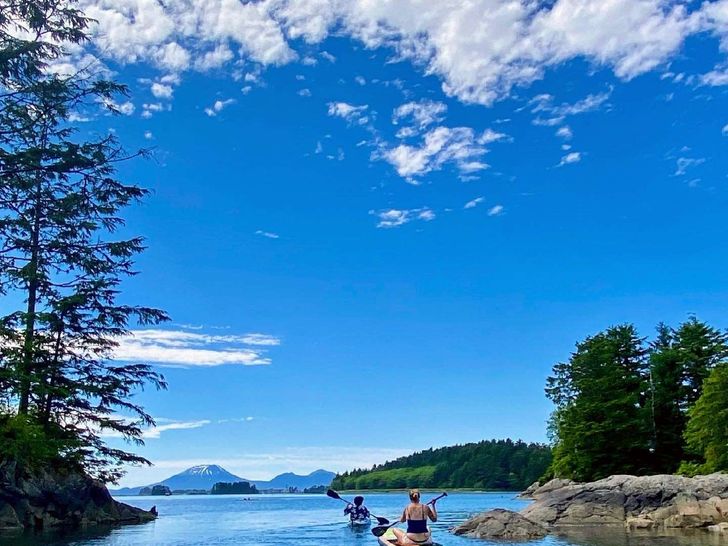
[391,489,437,545]
[344,495,370,524]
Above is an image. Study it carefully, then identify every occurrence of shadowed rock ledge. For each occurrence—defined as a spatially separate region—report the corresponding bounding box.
[0,461,156,530]
[454,473,728,540]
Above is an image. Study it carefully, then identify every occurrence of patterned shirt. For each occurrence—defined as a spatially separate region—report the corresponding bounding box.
[344,505,370,521]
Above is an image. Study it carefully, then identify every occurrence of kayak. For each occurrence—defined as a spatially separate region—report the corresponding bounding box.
[350,518,371,528]
[377,528,432,546]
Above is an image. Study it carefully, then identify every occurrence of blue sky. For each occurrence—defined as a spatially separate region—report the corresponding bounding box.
[33,0,728,486]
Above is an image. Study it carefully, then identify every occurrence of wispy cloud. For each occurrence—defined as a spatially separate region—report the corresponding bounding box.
[675,156,705,176]
[371,208,436,228]
[558,151,582,166]
[204,98,235,117]
[255,230,280,239]
[327,102,369,124]
[556,126,573,139]
[464,197,485,209]
[112,330,280,367]
[487,205,504,216]
[392,100,447,130]
[531,91,611,126]
[100,418,211,440]
[381,127,491,183]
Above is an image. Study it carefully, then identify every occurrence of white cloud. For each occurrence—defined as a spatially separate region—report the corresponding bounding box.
[298,88,312,97]
[487,204,504,216]
[392,100,447,130]
[556,126,573,139]
[327,101,368,122]
[723,123,728,136]
[464,196,484,209]
[675,156,706,176]
[371,207,436,228]
[478,128,509,144]
[112,329,280,367]
[77,0,728,108]
[100,418,211,440]
[151,82,174,99]
[101,98,135,115]
[141,102,170,118]
[381,126,489,182]
[144,130,153,139]
[700,68,728,86]
[531,91,611,126]
[195,44,234,70]
[558,151,582,166]
[255,230,280,240]
[204,98,235,117]
[355,75,366,85]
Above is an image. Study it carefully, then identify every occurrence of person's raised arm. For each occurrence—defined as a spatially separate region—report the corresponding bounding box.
[400,507,407,523]
[427,503,438,522]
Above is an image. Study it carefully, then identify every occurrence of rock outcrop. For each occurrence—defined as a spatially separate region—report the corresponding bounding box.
[453,509,548,539]
[521,473,728,530]
[0,460,156,530]
[518,481,541,499]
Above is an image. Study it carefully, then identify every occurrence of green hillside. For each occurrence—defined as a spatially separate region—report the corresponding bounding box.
[331,439,551,491]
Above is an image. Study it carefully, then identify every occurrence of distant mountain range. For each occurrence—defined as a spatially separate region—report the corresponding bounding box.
[110,465,335,495]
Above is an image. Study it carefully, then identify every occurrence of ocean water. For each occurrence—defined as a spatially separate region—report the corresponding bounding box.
[1,492,727,546]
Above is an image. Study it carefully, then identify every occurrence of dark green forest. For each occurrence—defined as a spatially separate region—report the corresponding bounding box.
[210,481,259,495]
[546,318,728,481]
[331,439,551,490]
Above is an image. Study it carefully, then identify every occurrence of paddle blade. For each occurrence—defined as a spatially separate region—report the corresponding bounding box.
[326,489,341,500]
[374,515,390,525]
[371,525,390,537]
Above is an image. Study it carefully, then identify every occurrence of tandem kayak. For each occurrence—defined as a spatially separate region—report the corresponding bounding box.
[377,528,433,546]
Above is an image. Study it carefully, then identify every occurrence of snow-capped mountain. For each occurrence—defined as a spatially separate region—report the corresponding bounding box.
[110,465,335,495]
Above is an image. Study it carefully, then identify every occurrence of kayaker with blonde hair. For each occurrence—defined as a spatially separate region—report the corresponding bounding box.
[391,489,437,545]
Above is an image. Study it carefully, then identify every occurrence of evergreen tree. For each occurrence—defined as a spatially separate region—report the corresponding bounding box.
[546,325,651,481]
[0,0,167,481]
[649,323,685,472]
[649,319,728,472]
[683,364,728,473]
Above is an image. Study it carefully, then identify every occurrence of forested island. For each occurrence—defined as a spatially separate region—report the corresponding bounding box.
[331,439,551,490]
[210,481,259,495]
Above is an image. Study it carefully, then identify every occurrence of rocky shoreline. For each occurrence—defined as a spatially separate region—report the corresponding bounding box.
[454,473,728,540]
[0,461,156,531]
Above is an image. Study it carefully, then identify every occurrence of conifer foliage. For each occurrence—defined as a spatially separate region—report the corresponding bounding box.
[0,0,167,481]
[546,318,728,481]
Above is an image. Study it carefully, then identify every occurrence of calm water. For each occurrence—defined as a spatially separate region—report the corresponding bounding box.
[2,492,727,546]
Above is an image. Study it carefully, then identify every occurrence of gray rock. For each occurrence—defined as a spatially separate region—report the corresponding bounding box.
[453,509,548,539]
[518,481,541,499]
[0,460,156,530]
[531,478,575,498]
[520,473,728,531]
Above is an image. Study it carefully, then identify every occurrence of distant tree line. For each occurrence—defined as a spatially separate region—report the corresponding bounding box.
[331,439,552,490]
[210,481,259,495]
[546,317,728,481]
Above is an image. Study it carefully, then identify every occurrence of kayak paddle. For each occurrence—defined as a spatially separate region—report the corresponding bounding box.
[326,489,390,525]
[371,492,448,538]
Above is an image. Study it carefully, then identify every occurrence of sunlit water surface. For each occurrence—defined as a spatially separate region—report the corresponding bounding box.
[2,492,727,546]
